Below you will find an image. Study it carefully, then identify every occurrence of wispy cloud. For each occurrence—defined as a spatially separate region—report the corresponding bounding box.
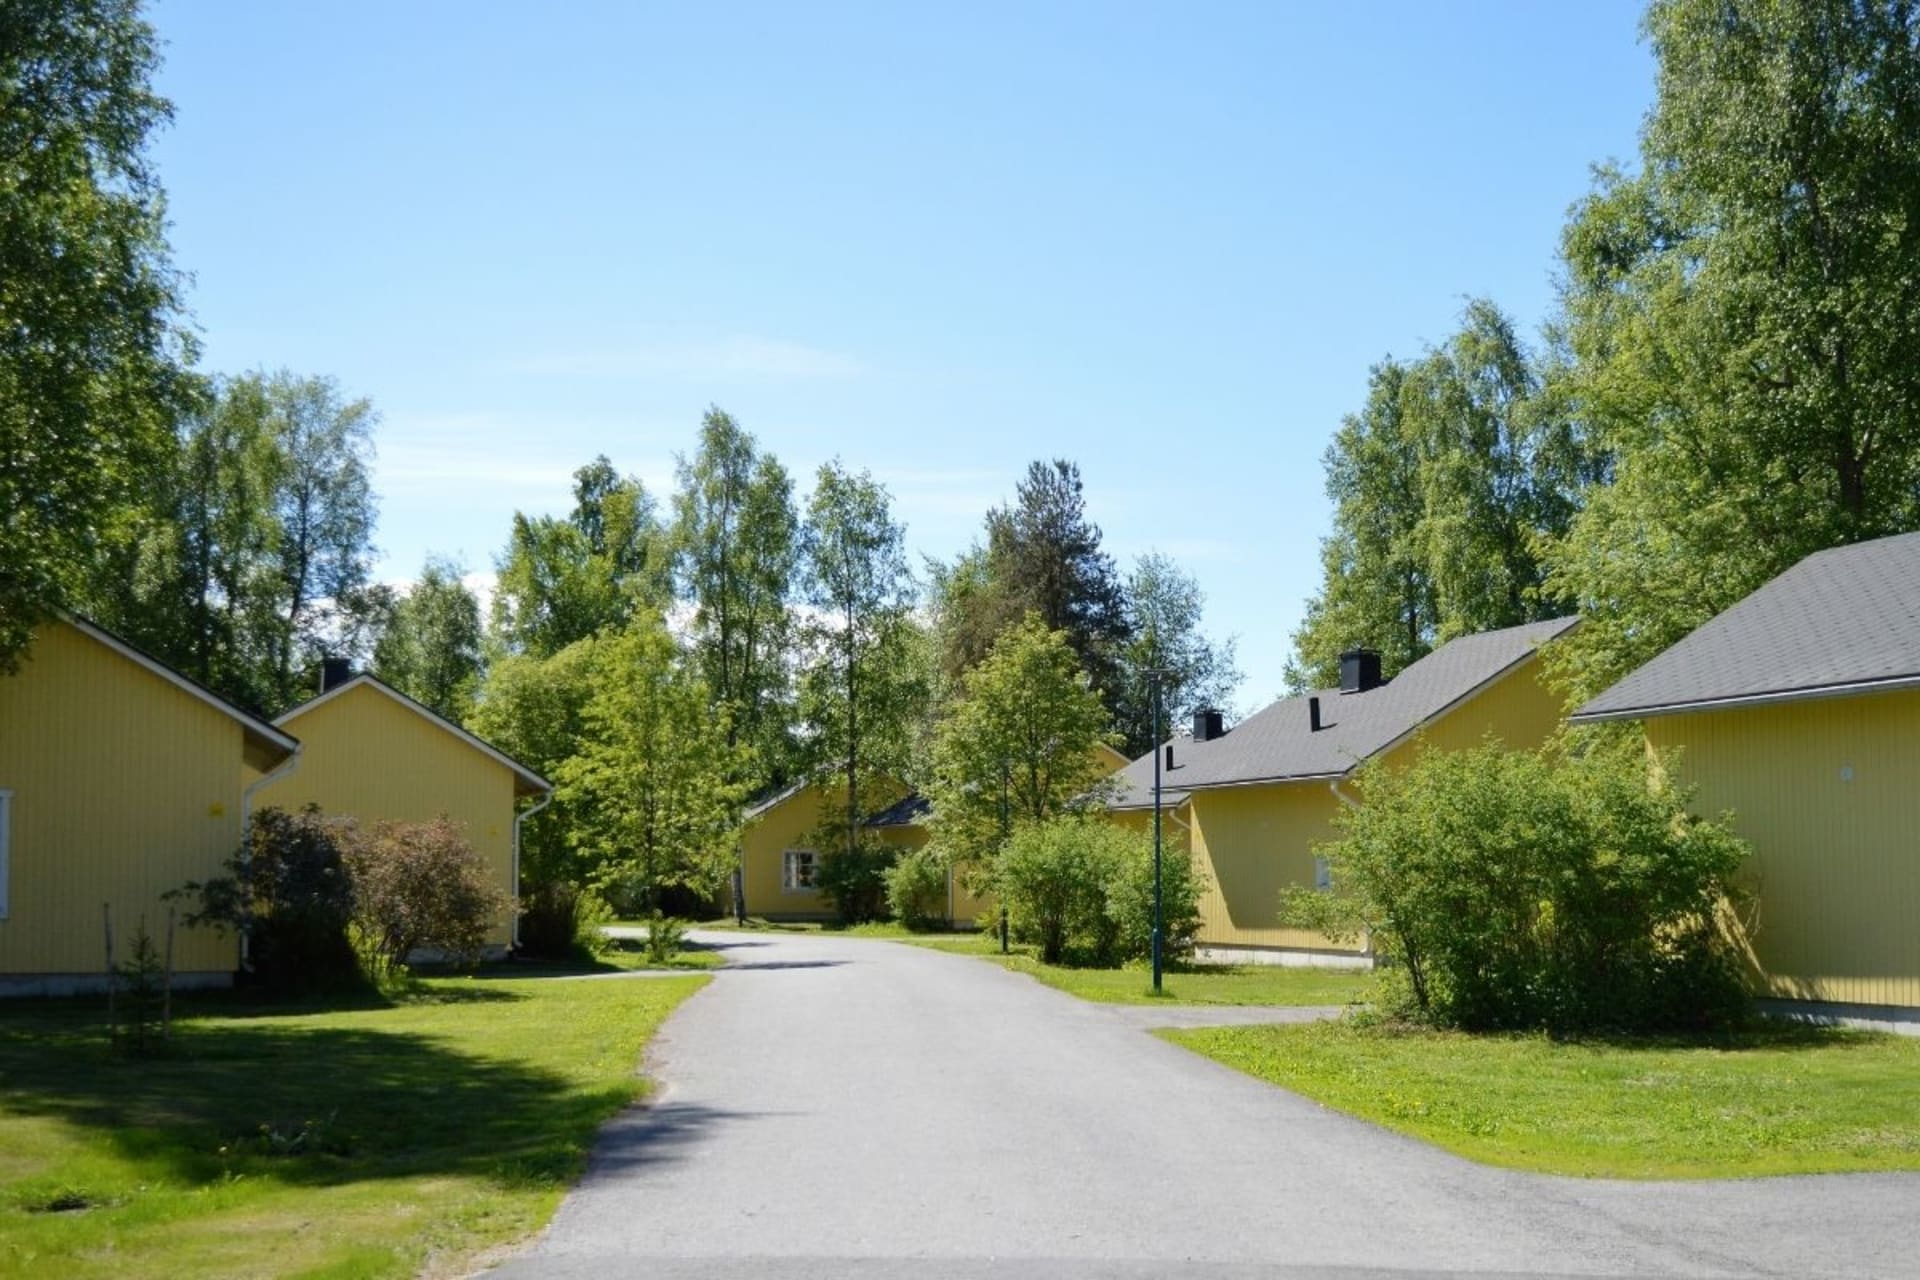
[514,336,865,380]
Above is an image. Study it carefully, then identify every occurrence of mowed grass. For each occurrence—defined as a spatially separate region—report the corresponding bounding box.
[1167,1019,1920,1179]
[0,971,709,1278]
[991,955,1371,1007]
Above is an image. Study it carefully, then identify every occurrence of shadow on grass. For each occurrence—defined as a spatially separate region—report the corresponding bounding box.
[0,1005,735,1195]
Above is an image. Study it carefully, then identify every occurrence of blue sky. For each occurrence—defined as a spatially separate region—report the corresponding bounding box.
[147,1,1654,705]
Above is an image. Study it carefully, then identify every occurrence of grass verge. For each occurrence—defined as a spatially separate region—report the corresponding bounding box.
[1166,1019,1920,1178]
[0,971,709,1277]
[990,954,1371,1007]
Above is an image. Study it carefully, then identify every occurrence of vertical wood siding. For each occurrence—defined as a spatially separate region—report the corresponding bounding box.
[741,783,841,920]
[0,624,246,975]
[1648,690,1920,1009]
[259,685,519,945]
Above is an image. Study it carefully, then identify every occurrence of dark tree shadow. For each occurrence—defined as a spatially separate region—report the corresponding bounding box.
[0,999,741,1196]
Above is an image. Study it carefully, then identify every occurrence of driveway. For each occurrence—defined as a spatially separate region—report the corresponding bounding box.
[495,931,1918,1279]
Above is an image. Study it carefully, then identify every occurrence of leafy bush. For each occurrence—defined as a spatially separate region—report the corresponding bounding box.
[813,838,896,925]
[642,910,687,965]
[1105,828,1208,966]
[340,817,506,973]
[517,881,612,961]
[885,845,951,930]
[172,805,358,992]
[995,819,1125,963]
[1284,735,1751,1033]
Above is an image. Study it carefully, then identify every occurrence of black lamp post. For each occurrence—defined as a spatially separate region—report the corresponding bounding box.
[1149,668,1169,994]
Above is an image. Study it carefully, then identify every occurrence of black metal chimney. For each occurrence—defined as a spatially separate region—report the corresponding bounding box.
[1163,743,1174,770]
[1338,648,1384,694]
[320,656,354,693]
[1191,708,1225,742]
[1309,695,1323,732]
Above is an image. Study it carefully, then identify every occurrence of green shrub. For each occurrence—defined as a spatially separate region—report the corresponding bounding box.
[1284,734,1751,1033]
[643,911,687,965]
[996,819,1126,963]
[813,838,896,925]
[171,805,358,993]
[1105,828,1208,966]
[341,817,506,974]
[517,881,613,961]
[885,845,951,930]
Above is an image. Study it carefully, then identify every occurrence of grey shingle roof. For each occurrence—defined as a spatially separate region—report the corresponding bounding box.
[1573,530,1920,722]
[1107,616,1578,808]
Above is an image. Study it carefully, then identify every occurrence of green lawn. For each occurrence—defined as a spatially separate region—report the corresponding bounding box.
[1168,1019,1920,1179]
[0,971,709,1278]
[990,954,1371,1007]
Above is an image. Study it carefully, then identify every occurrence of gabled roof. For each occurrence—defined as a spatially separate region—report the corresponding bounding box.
[743,780,811,821]
[60,615,299,769]
[275,673,550,796]
[1107,616,1578,809]
[1574,530,1920,723]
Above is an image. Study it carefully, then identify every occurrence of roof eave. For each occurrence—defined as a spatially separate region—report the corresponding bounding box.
[1572,671,1920,724]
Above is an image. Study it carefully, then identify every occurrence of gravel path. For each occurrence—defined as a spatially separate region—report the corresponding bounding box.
[494,930,1918,1279]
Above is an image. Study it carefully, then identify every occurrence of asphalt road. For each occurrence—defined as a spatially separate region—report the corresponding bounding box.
[493,931,1919,1280]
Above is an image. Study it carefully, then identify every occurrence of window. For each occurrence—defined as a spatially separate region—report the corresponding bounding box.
[1313,855,1332,892]
[782,849,817,892]
[0,790,11,920]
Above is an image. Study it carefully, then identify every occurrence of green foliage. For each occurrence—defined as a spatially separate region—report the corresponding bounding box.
[642,910,688,965]
[673,407,801,789]
[0,0,192,670]
[1288,302,1583,692]
[491,456,667,659]
[171,805,358,993]
[85,371,383,713]
[1544,0,1920,701]
[553,610,747,912]
[812,836,897,926]
[1103,827,1208,966]
[885,844,952,930]
[929,616,1117,867]
[1109,553,1240,756]
[340,817,506,974]
[516,881,613,962]
[799,460,925,855]
[111,919,169,1056]
[1287,737,1751,1032]
[469,636,600,888]
[372,554,483,721]
[932,460,1132,705]
[993,818,1185,966]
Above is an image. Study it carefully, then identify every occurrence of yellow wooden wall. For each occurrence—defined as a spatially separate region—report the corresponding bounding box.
[259,684,519,945]
[1648,690,1920,1009]
[0,623,248,975]
[1380,650,1567,765]
[740,782,839,919]
[1187,782,1353,953]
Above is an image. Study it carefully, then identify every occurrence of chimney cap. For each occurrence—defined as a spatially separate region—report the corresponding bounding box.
[1191,707,1226,742]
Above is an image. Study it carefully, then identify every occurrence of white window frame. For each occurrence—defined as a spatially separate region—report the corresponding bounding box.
[0,790,11,920]
[782,848,817,892]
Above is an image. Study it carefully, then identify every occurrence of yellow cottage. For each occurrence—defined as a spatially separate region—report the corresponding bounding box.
[0,617,300,995]
[257,669,551,952]
[1107,618,1578,965]
[740,745,1131,925]
[1573,531,1920,1013]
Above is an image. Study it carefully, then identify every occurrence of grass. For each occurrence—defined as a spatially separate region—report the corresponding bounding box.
[1167,1018,1920,1179]
[0,970,709,1278]
[988,954,1372,1007]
